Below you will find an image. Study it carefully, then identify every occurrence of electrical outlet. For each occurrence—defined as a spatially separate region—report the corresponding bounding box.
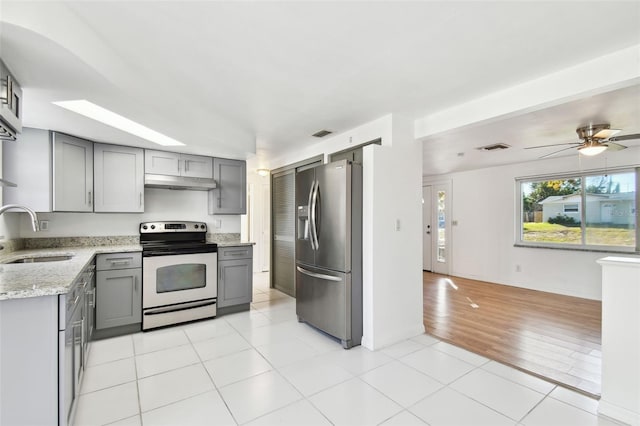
[515,264,521,272]
[395,219,401,231]
[214,220,222,229]
[39,220,50,231]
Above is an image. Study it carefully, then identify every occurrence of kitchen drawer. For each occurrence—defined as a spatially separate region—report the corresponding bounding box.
[96,252,142,271]
[218,246,252,261]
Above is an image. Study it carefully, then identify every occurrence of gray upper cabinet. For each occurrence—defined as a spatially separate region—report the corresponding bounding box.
[52,132,94,212]
[94,143,144,212]
[145,149,212,178]
[181,153,213,178]
[209,158,246,215]
[144,150,180,175]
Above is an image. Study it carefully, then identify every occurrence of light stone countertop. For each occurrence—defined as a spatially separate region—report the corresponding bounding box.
[0,245,142,301]
[215,241,255,247]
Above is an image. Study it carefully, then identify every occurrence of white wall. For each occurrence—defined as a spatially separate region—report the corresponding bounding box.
[362,115,425,349]
[424,148,640,300]
[0,146,21,242]
[270,114,425,350]
[16,188,240,238]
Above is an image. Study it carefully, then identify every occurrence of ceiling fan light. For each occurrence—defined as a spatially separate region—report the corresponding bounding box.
[578,144,607,156]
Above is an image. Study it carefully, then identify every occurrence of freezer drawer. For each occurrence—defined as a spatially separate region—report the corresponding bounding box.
[295,263,362,348]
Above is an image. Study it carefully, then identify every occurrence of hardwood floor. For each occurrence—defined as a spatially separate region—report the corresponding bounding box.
[423,272,602,398]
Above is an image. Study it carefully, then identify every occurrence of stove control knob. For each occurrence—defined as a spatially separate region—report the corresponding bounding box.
[150,225,156,230]
[194,224,199,229]
[142,225,148,230]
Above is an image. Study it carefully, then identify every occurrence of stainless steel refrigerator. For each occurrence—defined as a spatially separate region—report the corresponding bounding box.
[295,159,362,349]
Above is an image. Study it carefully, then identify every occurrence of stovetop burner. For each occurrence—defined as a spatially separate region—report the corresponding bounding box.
[140,221,217,256]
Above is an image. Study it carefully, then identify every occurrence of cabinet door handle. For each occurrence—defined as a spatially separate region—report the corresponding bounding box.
[4,75,13,109]
[134,276,138,292]
[218,196,221,208]
[1,76,9,105]
[139,192,143,207]
[88,191,92,206]
[185,160,189,172]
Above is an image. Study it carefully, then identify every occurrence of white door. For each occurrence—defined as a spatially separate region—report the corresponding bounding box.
[432,181,451,275]
[422,185,432,271]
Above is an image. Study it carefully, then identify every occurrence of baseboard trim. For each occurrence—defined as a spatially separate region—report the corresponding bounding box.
[599,399,640,426]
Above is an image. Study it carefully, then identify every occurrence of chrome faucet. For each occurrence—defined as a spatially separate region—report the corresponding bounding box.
[0,204,40,232]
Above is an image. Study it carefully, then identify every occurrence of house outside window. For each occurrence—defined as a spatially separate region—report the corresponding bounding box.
[517,168,638,252]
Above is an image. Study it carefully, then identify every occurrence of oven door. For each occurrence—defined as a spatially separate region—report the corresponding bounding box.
[143,252,217,309]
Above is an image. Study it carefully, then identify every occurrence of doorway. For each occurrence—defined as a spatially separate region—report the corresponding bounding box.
[423,181,451,275]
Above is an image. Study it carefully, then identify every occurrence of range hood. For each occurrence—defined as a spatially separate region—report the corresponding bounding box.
[144,173,217,191]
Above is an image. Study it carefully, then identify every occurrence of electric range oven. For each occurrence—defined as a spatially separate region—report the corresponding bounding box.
[140,221,217,330]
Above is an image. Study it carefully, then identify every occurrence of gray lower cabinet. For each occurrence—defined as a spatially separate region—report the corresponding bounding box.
[218,246,253,314]
[95,253,142,333]
[0,260,95,426]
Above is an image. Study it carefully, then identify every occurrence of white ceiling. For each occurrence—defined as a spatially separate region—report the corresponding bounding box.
[1,1,639,172]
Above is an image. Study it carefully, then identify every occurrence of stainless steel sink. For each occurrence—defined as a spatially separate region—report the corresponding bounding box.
[4,254,74,264]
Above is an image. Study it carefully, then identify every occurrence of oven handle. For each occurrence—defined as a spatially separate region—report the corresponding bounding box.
[143,299,217,316]
[142,250,217,257]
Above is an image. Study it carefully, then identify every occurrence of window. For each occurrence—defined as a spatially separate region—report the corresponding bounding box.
[563,203,579,213]
[517,168,638,252]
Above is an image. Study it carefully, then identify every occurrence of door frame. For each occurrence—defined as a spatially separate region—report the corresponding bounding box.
[422,185,433,271]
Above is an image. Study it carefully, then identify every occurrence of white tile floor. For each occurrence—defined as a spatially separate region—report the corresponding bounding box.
[74,273,622,426]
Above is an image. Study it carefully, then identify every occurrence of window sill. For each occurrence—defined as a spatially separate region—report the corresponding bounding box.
[514,243,639,255]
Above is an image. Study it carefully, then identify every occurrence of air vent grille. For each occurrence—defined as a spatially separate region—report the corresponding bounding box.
[312,130,332,138]
[477,143,511,151]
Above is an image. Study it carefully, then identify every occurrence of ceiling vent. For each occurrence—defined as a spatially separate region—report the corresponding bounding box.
[312,130,332,138]
[477,143,511,152]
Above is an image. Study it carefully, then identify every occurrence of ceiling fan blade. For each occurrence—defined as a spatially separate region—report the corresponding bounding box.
[594,128,621,139]
[605,142,628,152]
[608,133,640,142]
[539,146,578,159]
[525,142,580,150]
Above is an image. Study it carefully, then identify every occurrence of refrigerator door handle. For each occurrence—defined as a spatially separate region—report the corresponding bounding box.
[297,266,343,282]
[311,179,320,250]
[308,180,317,250]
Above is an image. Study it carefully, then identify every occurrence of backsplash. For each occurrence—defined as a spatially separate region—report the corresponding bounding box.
[207,233,241,243]
[0,233,243,254]
[23,236,140,249]
[0,238,25,254]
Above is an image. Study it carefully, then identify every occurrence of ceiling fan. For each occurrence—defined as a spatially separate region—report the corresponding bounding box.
[525,124,640,159]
